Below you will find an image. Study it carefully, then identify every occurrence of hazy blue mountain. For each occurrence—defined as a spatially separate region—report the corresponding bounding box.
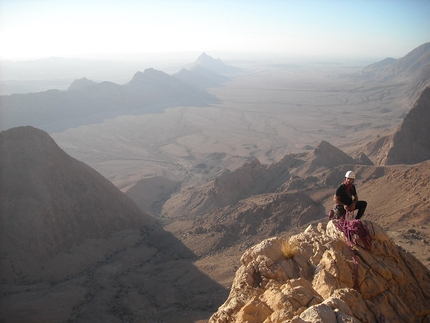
[173,64,230,88]
[189,52,242,75]
[67,77,98,91]
[360,57,397,76]
[0,68,219,132]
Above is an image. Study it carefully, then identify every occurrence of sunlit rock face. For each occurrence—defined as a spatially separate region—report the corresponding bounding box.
[366,86,430,166]
[209,221,430,323]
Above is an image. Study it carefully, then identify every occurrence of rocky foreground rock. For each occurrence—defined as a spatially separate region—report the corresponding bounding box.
[209,221,430,323]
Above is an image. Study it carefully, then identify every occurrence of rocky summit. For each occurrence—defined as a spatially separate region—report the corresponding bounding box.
[209,220,430,323]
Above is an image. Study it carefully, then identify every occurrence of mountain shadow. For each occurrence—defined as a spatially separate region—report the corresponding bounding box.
[0,126,227,323]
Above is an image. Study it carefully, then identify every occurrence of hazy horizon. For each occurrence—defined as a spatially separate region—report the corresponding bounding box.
[1,0,429,62]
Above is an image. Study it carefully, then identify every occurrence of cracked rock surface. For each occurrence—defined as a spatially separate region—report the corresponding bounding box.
[209,221,430,323]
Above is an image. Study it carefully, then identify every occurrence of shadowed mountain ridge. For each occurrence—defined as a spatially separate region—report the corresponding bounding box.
[0,126,227,322]
[0,126,156,262]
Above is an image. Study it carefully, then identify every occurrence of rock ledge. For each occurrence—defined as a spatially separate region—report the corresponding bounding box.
[209,221,430,323]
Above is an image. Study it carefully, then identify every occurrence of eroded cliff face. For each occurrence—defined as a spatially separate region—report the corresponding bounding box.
[209,221,430,323]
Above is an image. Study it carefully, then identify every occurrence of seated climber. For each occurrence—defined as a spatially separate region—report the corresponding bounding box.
[333,170,367,220]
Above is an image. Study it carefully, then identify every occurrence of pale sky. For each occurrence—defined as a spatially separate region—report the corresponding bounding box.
[1,0,429,61]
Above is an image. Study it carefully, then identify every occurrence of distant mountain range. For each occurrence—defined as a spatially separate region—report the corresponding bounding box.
[361,42,430,81]
[173,52,242,88]
[2,46,429,133]
[358,42,430,103]
[0,68,219,132]
[0,53,240,133]
[173,64,230,88]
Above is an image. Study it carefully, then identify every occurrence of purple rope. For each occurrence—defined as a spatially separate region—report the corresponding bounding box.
[334,212,372,289]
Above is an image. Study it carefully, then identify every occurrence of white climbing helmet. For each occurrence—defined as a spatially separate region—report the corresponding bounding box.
[345,171,355,179]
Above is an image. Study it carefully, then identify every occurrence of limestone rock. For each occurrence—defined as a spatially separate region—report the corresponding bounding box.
[209,221,430,323]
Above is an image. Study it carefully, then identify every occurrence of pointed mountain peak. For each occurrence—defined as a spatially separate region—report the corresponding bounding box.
[68,77,97,91]
[0,126,155,263]
[0,126,60,159]
[196,52,220,63]
[198,52,210,59]
[191,53,241,75]
[127,68,170,85]
[313,140,344,155]
[308,140,356,170]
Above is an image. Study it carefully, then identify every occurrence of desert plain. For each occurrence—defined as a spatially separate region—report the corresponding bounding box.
[49,59,429,289]
[52,61,409,191]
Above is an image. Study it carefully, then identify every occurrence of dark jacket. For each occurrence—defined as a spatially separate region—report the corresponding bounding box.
[335,183,357,206]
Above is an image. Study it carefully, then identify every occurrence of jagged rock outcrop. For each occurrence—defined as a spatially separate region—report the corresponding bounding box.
[305,140,356,172]
[162,156,298,218]
[163,141,362,219]
[366,86,430,165]
[209,221,430,323]
[168,192,325,257]
[212,159,270,206]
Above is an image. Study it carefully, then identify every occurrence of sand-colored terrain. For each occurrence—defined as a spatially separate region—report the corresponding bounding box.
[2,56,429,322]
[51,62,428,295]
[52,63,410,191]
